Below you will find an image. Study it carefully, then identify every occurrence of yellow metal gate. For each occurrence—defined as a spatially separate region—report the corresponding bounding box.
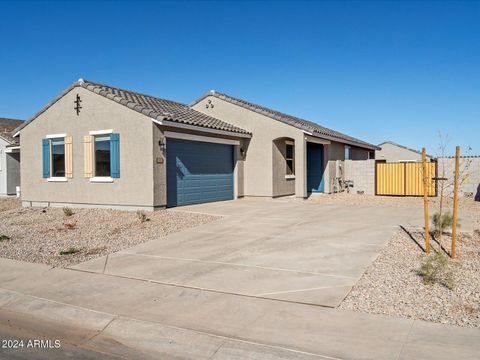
[376,162,437,196]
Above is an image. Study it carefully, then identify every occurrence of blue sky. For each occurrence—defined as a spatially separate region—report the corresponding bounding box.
[1,0,478,155]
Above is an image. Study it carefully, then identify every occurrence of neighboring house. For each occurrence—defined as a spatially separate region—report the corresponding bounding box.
[15,79,377,210]
[376,141,434,162]
[191,91,378,197]
[0,118,23,196]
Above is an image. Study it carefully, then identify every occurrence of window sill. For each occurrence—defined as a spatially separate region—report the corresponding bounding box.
[285,175,296,180]
[47,177,67,182]
[90,177,114,183]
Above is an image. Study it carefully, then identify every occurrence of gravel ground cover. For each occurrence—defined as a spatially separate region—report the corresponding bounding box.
[0,197,21,212]
[0,201,218,267]
[309,192,480,213]
[340,228,480,328]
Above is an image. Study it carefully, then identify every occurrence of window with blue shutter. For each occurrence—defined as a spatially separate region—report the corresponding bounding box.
[110,133,120,178]
[42,138,50,178]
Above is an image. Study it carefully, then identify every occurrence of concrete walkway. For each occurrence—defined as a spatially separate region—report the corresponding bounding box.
[0,258,479,360]
[1,199,479,359]
[71,199,424,307]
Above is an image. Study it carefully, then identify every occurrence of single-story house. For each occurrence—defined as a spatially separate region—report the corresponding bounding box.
[0,118,23,196]
[14,79,377,210]
[376,141,434,162]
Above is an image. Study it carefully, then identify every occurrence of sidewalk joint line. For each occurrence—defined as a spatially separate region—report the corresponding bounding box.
[102,254,109,274]
[80,316,119,346]
[395,319,416,360]
[116,252,358,280]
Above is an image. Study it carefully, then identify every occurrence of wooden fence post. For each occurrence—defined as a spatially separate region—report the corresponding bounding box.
[452,146,460,258]
[422,148,430,254]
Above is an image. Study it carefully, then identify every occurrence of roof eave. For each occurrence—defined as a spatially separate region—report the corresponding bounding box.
[307,131,379,150]
[156,118,251,138]
[0,134,15,145]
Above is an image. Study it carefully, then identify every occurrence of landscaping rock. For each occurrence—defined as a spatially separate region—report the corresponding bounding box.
[340,229,480,328]
[0,200,218,268]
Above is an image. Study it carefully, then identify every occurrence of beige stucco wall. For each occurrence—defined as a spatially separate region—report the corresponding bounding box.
[192,96,307,198]
[272,138,295,196]
[376,143,431,162]
[20,86,156,210]
[323,142,343,193]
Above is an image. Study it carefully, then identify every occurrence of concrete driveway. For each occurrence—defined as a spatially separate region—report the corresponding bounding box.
[72,198,422,307]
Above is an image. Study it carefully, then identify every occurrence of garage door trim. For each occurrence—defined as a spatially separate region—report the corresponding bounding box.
[164,131,240,146]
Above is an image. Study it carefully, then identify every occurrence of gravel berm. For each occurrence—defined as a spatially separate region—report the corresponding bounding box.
[0,199,218,267]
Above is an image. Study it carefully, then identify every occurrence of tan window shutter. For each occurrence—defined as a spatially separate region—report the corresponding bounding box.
[65,136,73,178]
[84,135,93,178]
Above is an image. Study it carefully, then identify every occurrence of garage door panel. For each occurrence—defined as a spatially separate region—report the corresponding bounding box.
[167,139,234,207]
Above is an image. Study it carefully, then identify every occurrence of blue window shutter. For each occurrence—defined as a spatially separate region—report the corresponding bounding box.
[110,133,120,178]
[42,138,50,178]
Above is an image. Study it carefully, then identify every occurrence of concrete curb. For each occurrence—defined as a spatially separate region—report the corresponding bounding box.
[0,288,339,360]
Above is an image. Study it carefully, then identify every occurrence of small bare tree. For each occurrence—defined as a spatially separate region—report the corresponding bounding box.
[436,132,450,235]
[432,132,473,240]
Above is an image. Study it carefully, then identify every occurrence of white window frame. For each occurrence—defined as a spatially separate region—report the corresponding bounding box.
[46,135,67,182]
[46,133,67,139]
[285,140,295,178]
[89,129,113,136]
[90,176,114,183]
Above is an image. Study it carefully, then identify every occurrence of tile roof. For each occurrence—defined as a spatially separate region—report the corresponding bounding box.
[14,80,251,137]
[0,118,23,145]
[191,91,379,150]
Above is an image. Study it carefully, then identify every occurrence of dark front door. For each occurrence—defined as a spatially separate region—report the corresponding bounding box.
[166,138,234,208]
[307,142,325,192]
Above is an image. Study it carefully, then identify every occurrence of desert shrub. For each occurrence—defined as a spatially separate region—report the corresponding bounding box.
[63,207,74,217]
[0,234,10,242]
[432,212,459,236]
[59,248,80,256]
[136,210,149,223]
[417,251,455,290]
